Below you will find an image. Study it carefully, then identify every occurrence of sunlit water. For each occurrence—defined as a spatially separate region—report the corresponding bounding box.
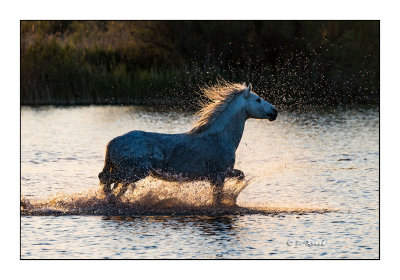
[21,105,379,259]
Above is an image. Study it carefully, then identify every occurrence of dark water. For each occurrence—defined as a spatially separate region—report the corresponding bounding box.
[21,105,379,259]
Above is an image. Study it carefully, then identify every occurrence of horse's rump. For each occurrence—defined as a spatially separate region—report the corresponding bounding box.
[99,131,176,184]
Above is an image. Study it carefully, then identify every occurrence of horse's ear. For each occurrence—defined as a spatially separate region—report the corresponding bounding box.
[242,82,247,88]
[248,83,252,91]
[244,84,251,98]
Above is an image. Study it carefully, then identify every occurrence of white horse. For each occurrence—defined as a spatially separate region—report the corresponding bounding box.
[99,82,278,205]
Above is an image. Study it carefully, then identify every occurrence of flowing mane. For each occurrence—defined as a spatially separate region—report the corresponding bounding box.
[188,82,246,134]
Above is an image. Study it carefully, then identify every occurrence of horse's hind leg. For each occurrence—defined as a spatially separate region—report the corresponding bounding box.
[100,182,112,196]
[115,182,132,199]
[100,182,116,204]
[99,159,114,199]
[114,169,148,200]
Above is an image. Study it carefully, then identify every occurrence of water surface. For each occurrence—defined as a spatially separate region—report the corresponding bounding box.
[21,105,379,259]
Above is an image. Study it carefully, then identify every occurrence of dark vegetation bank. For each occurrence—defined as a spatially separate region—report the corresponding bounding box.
[21,21,379,107]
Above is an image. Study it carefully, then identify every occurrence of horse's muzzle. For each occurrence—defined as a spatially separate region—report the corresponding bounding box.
[268,108,278,121]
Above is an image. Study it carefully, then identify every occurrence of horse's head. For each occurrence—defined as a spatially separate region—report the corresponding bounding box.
[241,83,278,121]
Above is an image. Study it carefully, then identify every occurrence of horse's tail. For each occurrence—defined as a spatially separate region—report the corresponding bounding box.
[98,146,113,185]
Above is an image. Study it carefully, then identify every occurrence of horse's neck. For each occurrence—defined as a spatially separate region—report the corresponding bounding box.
[203,99,248,149]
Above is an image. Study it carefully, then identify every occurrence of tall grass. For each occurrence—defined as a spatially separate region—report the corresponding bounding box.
[20,21,379,107]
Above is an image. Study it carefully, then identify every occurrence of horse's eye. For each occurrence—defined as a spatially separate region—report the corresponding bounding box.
[256,98,261,103]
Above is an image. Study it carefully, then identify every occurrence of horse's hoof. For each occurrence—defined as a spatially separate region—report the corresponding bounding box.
[237,175,245,181]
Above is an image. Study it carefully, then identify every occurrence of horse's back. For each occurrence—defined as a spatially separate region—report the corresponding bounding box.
[107,130,183,168]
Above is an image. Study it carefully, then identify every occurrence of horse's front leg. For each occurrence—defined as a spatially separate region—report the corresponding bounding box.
[226,169,245,180]
[210,173,226,207]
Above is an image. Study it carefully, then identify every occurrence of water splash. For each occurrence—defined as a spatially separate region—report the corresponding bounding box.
[21,177,334,216]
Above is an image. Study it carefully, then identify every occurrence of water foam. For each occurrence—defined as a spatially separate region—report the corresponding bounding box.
[21,177,334,216]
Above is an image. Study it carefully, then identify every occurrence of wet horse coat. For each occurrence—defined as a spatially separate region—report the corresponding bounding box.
[99,82,278,205]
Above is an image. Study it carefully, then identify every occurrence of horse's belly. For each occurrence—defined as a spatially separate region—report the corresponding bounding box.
[150,169,204,182]
[162,155,232,179]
